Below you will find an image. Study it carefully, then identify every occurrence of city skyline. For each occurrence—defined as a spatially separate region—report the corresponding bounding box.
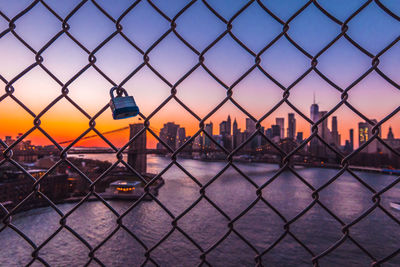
[154,109,399,154]
[4,99,398,153]
[0,0,399,149]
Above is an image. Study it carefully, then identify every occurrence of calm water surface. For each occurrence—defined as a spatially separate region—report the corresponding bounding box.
[1,155,400,266]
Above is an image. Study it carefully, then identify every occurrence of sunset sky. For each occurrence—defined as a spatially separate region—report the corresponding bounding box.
[0,0,399,149]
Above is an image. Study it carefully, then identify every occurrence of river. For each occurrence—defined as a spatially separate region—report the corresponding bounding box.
[1,155,400,266]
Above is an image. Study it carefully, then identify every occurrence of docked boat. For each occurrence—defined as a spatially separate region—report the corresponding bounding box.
[390,202,400,211]
[100,180,144,200]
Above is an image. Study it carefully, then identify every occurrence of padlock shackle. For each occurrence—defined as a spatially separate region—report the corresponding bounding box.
[110,87,128,98]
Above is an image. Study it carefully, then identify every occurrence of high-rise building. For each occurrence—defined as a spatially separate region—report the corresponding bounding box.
[344,140,352,153]
[287,113,296,140]
[259,126,266,147]
[388,126,394,140]
[232,118,240,149]
[233,118,238,135]
[4,136,13,146]
[158,122,180,150]
[226,115,231,136]
[310,95,319,123]
[193,134,203,150]
[219,121,227,136]
[245,118,256,133]
[265,128,272,139]
[358,122,369,146]
[128,123,146,175]
[358,120,381,153]
[382,126,400,156]
[219,115,231,136]
[296,132,303,143]
[204,122,213,148]
[271,125,281,143]
[349,129,354,151]
[309,97,320,153]
[275,118,284,139]
[176,127,186,148]
[331,116,340,147]
[332,116,338,133]
[318,111,330,143]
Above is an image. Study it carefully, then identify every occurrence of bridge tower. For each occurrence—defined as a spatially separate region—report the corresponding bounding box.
[128,123,146,175]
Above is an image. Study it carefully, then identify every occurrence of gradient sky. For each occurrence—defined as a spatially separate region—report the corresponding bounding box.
[0,0,399,149]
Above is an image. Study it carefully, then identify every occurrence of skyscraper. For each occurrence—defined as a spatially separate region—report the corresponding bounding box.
[158,122,180,150]
[219,121,227,136]
[275,117,284,139]
[331,116,340,147]
[232,118,239,149]
[204,122,213,148]
[176,127,186,148]
[287,113,296,139]
[296,132,303,143]
[271,125,281,143]
[233,118,238,135]
[226,115,231,135]
[265,128,272,139]
[309,97,320,154]
[219,115,232,149]
[387,126,394,140]
[245,118,256,133]
[358,120,381,153]
[310,94,319,123]
[358,122,369,146]
[318,111,331,142]
[349,129,354,151]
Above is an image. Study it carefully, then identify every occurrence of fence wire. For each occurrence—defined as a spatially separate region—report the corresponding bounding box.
[0,0,400,266]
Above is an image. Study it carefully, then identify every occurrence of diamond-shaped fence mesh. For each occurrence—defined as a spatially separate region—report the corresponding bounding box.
[0,0,399,266]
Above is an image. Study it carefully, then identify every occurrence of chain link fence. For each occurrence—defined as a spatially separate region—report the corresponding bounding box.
[0,0,399,266]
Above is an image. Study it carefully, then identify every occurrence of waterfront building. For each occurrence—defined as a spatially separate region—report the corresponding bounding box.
[0,163,68,211]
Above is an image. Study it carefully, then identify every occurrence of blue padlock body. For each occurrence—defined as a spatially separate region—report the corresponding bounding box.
[110,96,139,120]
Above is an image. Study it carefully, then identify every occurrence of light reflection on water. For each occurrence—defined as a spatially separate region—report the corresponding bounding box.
[1,155,400,266]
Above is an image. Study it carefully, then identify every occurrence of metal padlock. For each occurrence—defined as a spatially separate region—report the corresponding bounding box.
[109,87,139,120]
